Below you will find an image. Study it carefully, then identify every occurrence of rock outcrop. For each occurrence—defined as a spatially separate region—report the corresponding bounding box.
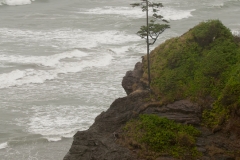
[63,61,240,160]
[63,62,147,160]
[122,62,145,95]
[64,20,240,160]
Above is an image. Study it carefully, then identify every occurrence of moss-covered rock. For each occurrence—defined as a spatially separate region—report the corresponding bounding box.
[142,20,240,129]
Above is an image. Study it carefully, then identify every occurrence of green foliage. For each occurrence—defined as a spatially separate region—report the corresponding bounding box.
[202,65,240,128]
[202,102,229,128]
[191,20,233,48]
[123,114,201,159]
[137,23,170,45]
[131,0,170,45]
[141,20,240,127]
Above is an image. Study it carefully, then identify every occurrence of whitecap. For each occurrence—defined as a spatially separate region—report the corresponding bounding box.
[45,136,62,142]
[0,49,113,88]
[0,49,88,67]
[159,8,195,21]
[78,6,195,21]
[0,0,35,6]
[26,105,105,141]
[213,3,224,7]
[78,6,144,18]
[0,142,8,150]
[207,1,225,8]
[108,46,131,55]
[232,30,240,36]
[0,28,140,49]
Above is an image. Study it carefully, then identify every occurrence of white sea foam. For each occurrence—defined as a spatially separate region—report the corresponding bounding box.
[27,105,105,142]
[78,6,195,21]
[0,142,8,149]
[206,1,225,8]
[159,8,195,20]
[212,3,224,7]
[78,6,144,18]
[0,0,34,6]
[0,28,140,49]
[232,30,240,36]
[0,49,113,88]
[0,49,88,67]
[201,0,230,8]
[109,46,131,55]
[46,137,62,142]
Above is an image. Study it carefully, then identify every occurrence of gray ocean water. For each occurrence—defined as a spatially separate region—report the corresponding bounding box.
[0,0,239,159]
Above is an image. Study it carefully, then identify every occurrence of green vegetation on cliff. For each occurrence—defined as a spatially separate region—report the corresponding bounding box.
[120,20,240,160]
[122,114,201,159]
[142,20,240,128]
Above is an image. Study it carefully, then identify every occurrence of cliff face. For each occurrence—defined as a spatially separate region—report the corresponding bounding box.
[63,62,146,160]
[64,63,240,160]
[63,63,203,160]
[64,20,240,160]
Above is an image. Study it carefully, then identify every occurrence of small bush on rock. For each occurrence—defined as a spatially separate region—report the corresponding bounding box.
[122,114,201,159]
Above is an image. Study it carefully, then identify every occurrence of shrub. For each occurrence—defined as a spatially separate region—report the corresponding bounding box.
[123,114,201,159]
[141,20,240,127]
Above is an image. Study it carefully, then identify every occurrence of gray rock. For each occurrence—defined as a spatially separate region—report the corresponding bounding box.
[142,100,201,125]
[122,62,145,95]
[63,62,240,160]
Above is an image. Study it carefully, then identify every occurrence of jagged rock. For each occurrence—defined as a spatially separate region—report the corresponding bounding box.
[64,86,150,160]
[122,62,145,95]
[142,100,201,125]
[64,20,240,159]
[64,60,240,159]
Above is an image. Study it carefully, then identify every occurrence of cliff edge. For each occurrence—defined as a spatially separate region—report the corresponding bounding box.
[64,20,240,160]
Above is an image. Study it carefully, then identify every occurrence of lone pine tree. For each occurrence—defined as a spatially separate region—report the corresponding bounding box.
[131,0,170,88]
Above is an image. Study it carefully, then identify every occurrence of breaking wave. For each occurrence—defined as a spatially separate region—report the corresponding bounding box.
[232,30,240,36]
[0,49,113,88]
[0,0,35,6]
[26,104,105,142]
[0,142,8,150]
[0,28,140,49]
[78,6,195,21]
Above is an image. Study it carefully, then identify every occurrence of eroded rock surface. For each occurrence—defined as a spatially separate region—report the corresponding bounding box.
[64,62,240,160]
[122,62,145,95]
[64,89,150,160]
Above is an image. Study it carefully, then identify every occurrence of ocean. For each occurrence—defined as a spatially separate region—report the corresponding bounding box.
[0,0,239,159]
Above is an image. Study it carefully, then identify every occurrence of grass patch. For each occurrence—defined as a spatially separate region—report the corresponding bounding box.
[122,114,201,160]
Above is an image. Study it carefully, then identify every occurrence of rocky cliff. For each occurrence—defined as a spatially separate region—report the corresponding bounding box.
[63,63,239,160]
[64,20,240,160]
